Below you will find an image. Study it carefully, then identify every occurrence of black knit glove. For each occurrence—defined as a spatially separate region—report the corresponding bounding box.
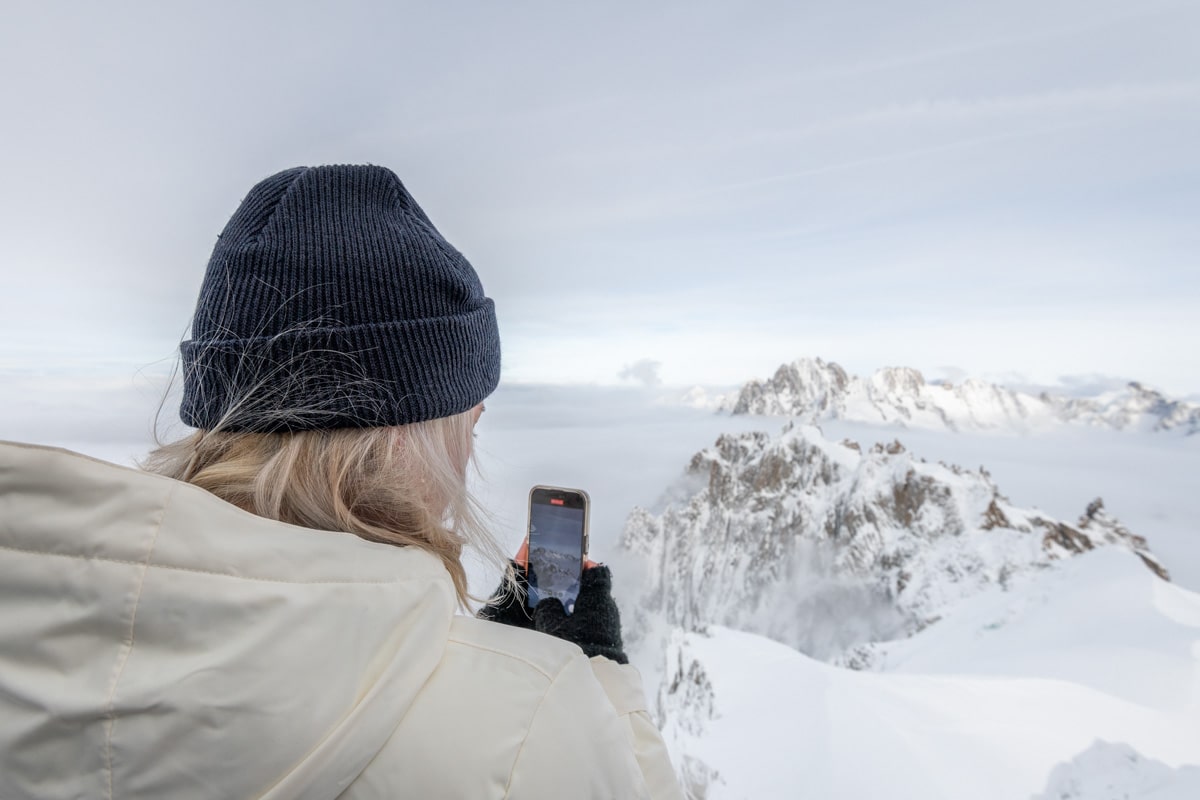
[532,565,628,664]
[478,563,628,664]
[476,561,534,629]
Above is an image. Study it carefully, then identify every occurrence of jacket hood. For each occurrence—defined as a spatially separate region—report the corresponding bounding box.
[0,441,457,799]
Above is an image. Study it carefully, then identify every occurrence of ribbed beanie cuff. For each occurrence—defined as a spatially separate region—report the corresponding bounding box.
[180,165,501,431]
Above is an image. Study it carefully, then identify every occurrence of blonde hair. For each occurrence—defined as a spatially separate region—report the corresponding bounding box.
[142,411,504,607]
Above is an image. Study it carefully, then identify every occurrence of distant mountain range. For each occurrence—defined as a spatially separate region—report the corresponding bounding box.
[685,357,1199,435]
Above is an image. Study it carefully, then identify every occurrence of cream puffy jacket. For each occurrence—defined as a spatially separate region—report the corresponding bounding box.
[0,442,683,800]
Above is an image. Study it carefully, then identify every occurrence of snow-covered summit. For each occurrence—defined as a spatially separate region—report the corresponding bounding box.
[731,357,1200,434]
[620,422,1166,661]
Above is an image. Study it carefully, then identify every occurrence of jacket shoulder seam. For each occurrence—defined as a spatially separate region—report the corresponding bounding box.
[103,481,172,799]
[501,656,577,798]
[444,634,566,681]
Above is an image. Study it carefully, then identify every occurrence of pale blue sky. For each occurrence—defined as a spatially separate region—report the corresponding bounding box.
[2,0,1198,409]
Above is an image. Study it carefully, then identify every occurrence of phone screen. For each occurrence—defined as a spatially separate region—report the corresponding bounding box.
[526,486,588,613]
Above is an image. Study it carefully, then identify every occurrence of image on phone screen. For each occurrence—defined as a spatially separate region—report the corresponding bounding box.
[527,499,585,613]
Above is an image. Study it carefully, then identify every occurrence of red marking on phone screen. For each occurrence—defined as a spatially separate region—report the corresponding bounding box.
[550,498,564,505]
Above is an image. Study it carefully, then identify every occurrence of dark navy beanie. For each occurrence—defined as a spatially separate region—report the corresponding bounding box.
[180,165,501,431]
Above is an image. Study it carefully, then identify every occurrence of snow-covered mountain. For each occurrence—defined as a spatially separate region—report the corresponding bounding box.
[620,422,1166,661]
[607,367,1197,796]
[657,549,1200,799]
[729,357,1200,434]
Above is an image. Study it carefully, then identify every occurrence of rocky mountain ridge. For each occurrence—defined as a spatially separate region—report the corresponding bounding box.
[620,422,1167,663]
[726,357,1200,434]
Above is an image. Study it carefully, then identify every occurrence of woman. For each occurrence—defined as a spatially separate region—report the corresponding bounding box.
[0,165,683,799]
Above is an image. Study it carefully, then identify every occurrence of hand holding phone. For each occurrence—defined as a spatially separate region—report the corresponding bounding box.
[477,487,627,662]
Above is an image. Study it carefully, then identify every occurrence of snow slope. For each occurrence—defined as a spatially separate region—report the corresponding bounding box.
[660,550,1200,800]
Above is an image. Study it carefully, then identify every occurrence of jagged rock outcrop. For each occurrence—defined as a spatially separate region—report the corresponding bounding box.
[730,357,1199,434]
[620,423,1167,660]
[1042,381,1200,434]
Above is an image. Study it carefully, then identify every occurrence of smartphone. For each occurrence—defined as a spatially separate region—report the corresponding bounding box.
[525,485,590,614]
